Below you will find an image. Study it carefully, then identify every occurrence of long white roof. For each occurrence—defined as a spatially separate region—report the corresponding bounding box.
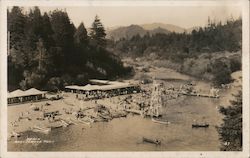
[65,80,138,91]
[8,88,46,98]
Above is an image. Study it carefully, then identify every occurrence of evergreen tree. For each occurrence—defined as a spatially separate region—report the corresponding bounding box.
[7,7,27,65]
[218,90,242,151]
[41,12,55,50]
[50,10,75,75]
[74,22,89,45]
[90,15,106,48]
[7,7,134,91]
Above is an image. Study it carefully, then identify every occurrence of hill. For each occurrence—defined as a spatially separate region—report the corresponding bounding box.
[141,23,186,33]
[107,24,171,41]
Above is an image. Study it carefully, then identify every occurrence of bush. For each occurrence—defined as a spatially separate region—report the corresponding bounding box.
[19,71,45,90]
[229,56,241,72]
[47,77,63,91]
[211,59,232,85]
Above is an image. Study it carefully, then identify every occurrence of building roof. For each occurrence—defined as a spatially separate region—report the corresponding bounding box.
[99,82,134,91]
[25,88,47,96]
[8,89,24,98]
[65,79,139,92]
[8,88,46,98]
[89,79,110,84]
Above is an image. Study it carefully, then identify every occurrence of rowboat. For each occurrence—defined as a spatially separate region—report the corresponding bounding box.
[10,131,21,138]
[192,124,209,128]
[77,118,91,125]
[49,123,63,129]
[60,119,70,127]
[142,137,161,145]
[151,118,170,125]
[32,125,51,134]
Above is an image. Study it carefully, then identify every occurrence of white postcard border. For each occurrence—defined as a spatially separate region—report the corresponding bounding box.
[0,0,249,158]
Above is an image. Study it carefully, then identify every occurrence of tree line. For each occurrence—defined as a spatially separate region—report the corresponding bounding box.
[112,18,242,86]
[113,18,241,59]
[8,7,131,91]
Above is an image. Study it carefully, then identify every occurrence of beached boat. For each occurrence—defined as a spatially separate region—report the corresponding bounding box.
[142,137,161,145]
[111,111,127,118]
[60,119,70,127]
[97,113,112,120]
[151,118,170,125]
[48,122,64,129]
[32,125,51,134]
[192,123,209,128]
[124,109,141,115]
[69,118,78,125]
[77,118,91,125]
[10,131,21,138]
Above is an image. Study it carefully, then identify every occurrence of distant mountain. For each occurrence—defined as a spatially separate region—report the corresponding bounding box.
[141,23,186,33]
[107,25,145,40]
[149,27,171,35]
[106,24,171,41]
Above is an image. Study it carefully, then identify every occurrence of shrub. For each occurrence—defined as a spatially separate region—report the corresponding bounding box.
[211,59,232,85]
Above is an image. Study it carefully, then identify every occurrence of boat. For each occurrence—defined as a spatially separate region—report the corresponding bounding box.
[192,123,209,128]
[10,131,21,138]
[60,119,70,127]
[97,113,112,120]
[124,109,141,115]
[77,118,91,125]
[32,125,51,134]
[142,137,161,145]
[69,118,78,125]
[151,118,170,125]
[49,123,63,129]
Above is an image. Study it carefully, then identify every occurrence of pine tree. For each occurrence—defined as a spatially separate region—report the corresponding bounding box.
[90,15,106,48]
[7,7,27,65]
[74,22,89,45]
[218,90,242,151]
[50,10,75,75]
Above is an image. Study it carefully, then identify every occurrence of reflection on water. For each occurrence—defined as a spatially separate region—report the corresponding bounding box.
[8,94,223,151]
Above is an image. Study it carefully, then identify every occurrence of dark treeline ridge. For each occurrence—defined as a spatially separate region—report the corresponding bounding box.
[112,18,242,85]
[8,7,131,91]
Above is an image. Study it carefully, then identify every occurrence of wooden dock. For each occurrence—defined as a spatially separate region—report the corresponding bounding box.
[179,92,219,98]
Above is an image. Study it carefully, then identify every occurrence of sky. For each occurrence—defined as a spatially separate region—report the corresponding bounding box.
[34,6,242,29]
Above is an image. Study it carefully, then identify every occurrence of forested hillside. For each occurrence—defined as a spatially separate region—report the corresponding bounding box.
[106,24,170,41]
[113,18,241,57]
[8,7,131,91]
[112,18,242,85]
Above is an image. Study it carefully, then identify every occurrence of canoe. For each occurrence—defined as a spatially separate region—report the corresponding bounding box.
[192,124,209,128]
[142,137,161,145]
[151,118,170,125]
